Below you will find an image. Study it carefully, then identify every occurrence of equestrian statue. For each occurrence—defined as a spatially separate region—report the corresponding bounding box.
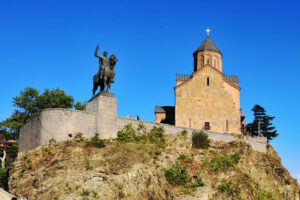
[93,45,117,97]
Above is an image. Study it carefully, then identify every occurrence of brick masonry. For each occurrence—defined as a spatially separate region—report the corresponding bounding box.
[19,95,267,153]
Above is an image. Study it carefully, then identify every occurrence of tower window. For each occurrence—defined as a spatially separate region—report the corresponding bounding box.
[205,122,210,130]
[226,120,229,131]
[207,77,210,86]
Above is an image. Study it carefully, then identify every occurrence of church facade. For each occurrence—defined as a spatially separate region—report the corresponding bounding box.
[155,32,243,134]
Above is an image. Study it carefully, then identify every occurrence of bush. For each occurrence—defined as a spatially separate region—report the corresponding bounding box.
[192,131,210,149]
[180,130,188,136]
[164,164,189,186]
[117,123,136,142]
[203,152,241,169]
[86,133,105,148]
[74,132,84,142]
[149,126,165,148]
[117,124,166,147]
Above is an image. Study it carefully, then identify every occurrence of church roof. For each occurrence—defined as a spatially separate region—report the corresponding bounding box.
[176,74,193,81]
[176,74,238,83]
[194,36,221,55]
[155,106,174,113]
[224,76,238,82]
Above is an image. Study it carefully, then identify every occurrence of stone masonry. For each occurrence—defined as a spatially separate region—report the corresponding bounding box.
[86,93,117,139]
[19,94,267,153]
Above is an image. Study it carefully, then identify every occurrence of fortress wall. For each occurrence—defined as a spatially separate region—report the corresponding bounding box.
[19,115,42,152]
[116,117,266,153]
[19,106,267,153]
[19,108,95,152]
[241,136,267,153]
[116,117,235,142]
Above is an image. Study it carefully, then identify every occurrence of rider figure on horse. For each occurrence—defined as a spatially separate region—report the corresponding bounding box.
[92,45,117,96]
[94,45,114,82]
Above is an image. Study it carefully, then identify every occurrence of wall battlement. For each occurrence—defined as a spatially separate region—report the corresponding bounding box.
[19,95,267,153]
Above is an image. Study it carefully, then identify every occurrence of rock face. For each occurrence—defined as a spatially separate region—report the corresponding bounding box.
[9,134,299,200]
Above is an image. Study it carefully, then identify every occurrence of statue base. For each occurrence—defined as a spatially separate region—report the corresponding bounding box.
[88,92,115,102]
[86,93,117,139]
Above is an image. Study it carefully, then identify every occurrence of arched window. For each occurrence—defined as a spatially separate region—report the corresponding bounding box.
[200,55,204,68]
[207,77,210,86]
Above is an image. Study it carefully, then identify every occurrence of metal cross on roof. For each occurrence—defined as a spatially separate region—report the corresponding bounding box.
[206,28,211,36]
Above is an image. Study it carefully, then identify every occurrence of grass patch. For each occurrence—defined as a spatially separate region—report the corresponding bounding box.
[192,131,210,149]
[190,174,205,188]
[254,186,273,200]
[80,189,90,196]
[164,164,205,189]
[106,142,159,174]
[164,164,189,186]
[202,152,241,169]
[178,154,188,160]
[218,183,241,197]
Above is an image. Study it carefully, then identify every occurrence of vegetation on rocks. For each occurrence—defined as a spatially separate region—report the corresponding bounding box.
[202,152,241,169]
[86,133,105,148]
[7,124,299,200]
[117,123,166,147]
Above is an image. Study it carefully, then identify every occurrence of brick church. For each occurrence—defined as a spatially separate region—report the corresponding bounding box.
[155,30,244,134]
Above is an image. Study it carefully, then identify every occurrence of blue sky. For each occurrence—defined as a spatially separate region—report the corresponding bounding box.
[1,0,299,183]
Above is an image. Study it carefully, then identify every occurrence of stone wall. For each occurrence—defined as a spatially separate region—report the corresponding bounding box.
[19,115,41,154]
[116,117,267,152]
[19,95,267,153]
[19,108,95,152]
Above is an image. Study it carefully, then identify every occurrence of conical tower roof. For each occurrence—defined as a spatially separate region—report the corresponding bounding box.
[194,35,221,55]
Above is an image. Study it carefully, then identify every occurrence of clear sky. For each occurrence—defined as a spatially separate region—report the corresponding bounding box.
[1,0,299,183]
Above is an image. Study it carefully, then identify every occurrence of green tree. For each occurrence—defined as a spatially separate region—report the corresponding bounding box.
[247,104,278,141]
[0,87,85,136]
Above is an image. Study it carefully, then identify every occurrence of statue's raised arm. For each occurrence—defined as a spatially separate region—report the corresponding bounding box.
[94,45,101,58]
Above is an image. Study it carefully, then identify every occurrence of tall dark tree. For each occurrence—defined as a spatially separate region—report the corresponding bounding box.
[247,104,278,141]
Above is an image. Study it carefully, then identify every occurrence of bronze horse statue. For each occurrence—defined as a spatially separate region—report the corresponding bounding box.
[93,46,117,97]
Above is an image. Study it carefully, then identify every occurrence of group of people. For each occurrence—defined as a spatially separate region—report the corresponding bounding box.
[126,115,140,120]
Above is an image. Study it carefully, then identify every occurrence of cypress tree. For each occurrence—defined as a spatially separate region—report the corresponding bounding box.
[247,104,278,141]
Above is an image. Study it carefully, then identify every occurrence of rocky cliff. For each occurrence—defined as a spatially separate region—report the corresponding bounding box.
[8,132,299,200]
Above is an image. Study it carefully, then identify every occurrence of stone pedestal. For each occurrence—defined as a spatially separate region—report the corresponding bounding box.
[86,93,117,139]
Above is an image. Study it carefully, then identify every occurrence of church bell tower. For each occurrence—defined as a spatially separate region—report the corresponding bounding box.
[193,29,223,73]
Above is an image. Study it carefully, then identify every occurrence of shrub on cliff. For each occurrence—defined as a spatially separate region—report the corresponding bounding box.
[117,124,166,147]
[149,126,166,148]
[202,152,241,169]
[86,133,105,148]
[164,164,189,186]
[192,131,210,149]
[117,123,137,142]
